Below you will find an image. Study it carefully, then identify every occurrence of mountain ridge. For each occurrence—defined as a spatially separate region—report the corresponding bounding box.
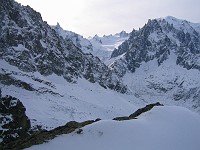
[0,0,127,93]
[1,0,200,148]
[110,16,200,113]
[52,23,129,63]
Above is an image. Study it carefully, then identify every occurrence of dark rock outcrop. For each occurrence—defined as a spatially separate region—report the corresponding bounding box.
[0,73,35,91]
[0,95,31,146]
[2,119,99,150]
[113,102,163,121]
[129,102,163,118]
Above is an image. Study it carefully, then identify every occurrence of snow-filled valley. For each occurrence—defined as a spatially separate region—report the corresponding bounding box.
[1,0,200,149]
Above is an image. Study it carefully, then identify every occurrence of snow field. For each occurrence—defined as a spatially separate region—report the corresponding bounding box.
[27,106,200,150]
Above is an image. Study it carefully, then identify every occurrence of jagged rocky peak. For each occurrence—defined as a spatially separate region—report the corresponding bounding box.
[0,0,67,75]
[0,0,43,29]
[109,16,200,112]
[164,16,195,27]
[164,16,185,23]
[55,22,61,28]
[92,34,102,43]
[52,23,93,53]
[118,30,129,38]
[53,22,64,33]
[0,0,127,93]
[157,16,200,34]
[110,16,200,75]
[90,31,130,47]
[100,31,129,39]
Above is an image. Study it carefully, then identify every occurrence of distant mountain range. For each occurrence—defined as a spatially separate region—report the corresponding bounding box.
[52,23,129,63]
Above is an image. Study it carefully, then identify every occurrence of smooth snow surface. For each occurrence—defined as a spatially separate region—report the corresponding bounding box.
[27,106,200,150]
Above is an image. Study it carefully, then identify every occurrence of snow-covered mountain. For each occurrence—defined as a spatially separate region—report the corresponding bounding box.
[0,0,129,145]
[111,16,200,73]
[52,23,129,63]
[110,16,200,113]
[1,0,200,149]
[163,16,200,34]
[89,31,129,63]
[0,0,127,93]
[52,23,93,53]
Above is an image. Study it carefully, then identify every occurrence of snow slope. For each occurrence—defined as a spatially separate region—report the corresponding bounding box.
[163,16,200,34]
[26,106,200,150]
[0,60,143,130]
[123,51,200,113]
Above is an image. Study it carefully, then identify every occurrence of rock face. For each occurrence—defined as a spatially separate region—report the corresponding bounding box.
[53,24,130,64]
[0,0,126,93]
[0,95,31,145]
[110,16,200,112]
[52,23,93,53]
[111,17,200,76]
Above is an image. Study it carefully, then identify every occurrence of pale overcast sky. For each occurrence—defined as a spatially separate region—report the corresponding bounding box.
[16,0,200,37]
